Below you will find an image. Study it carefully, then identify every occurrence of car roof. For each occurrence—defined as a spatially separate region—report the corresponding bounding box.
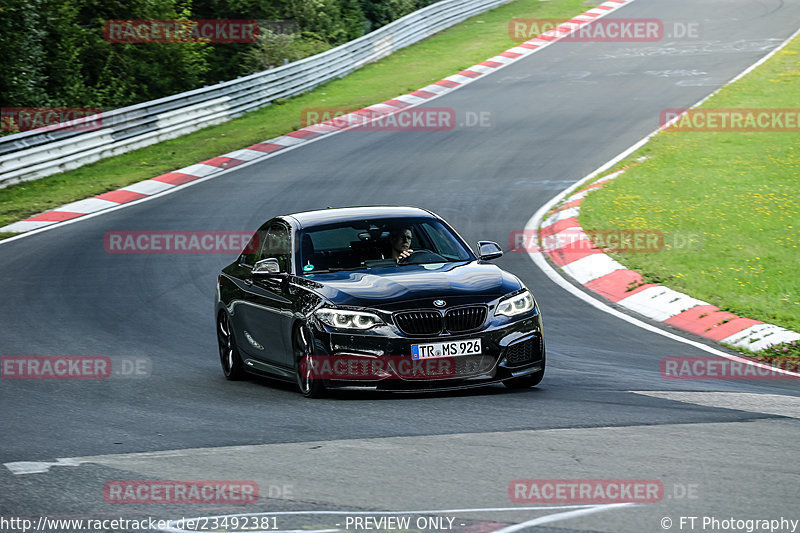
[284,206,436,229]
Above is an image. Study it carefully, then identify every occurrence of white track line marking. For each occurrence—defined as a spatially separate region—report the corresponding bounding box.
[630,392,800,419]
[524,25,800,379]
[489,503,636,533]
[268,530,340,533]
[4,458,86,475]
[0,0,637,247]
[157,505,634,533]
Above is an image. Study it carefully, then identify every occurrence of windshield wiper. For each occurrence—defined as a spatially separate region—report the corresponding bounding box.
[305,266,364,273]
[396,258,467,266]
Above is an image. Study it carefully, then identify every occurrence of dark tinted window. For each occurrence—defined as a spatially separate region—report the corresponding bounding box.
[298,217,472,272]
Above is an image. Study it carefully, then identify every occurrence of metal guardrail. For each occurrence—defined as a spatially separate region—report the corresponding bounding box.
[0,0,512,188]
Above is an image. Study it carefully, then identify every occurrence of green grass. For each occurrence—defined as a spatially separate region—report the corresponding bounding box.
[0,0,590,230]
[578,38,800,342]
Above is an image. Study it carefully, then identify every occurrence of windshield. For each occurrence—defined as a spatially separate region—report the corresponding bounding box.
[297,217,473,273]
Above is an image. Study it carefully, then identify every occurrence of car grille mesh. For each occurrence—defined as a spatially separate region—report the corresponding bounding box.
[394,306,487,336]
[444,306,487,333]
[394,311,443,335]
[452,355,494,376]
[504,339,536,366]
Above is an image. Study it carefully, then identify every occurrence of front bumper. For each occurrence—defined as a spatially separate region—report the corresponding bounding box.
[308,312,544,391]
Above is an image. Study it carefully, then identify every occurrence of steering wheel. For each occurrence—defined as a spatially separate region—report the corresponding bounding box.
[397,249,446,264]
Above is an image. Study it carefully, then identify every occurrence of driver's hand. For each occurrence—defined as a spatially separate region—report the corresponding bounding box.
[397,249,414,262]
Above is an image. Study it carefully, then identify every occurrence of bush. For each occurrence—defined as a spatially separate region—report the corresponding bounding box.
[0,0,445,110]
[242,29,330,71]
[0,0,211,109]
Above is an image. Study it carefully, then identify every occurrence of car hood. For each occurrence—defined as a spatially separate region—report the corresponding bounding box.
[295,261,523,310]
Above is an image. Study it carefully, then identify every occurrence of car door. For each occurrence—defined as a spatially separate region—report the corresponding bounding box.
[234,221,295,368]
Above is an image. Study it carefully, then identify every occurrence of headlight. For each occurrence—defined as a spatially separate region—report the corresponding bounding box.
[315,308,384,330]
[495,290,535,318]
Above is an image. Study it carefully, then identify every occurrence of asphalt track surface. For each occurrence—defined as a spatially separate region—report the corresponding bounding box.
[2,1,800,532]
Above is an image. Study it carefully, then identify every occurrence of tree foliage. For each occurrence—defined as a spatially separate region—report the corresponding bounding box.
[0,0,443,110]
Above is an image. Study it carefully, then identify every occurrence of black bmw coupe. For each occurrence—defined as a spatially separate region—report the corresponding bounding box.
[215,206,545,397]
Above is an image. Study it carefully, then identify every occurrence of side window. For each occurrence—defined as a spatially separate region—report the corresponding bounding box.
[259,224,292,273]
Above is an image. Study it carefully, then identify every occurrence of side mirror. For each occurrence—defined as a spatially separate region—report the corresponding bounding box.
[252,258,282,276]
[478,241,503,261]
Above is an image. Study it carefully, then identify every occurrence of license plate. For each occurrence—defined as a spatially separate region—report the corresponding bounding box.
[411,339,482,359]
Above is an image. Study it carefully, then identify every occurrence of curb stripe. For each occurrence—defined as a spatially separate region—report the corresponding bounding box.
[247,143,284,153]
[1,0,636,238]
[434,80,460,88]
[56,198,119,214]
[269,136,306,147]
[536,166,800,350]
[583,269,656,303]
[561,254,626,285]
[541,207,581,228]
[381,99,412,108]
[27,211,83,222]
[284,130,322,139]
[664,306,761,341]
[409,89,437,99]
[202,156,247,168]
[120,180,174,195]
[616,286,708,323]
[547,245,603,268]
[541,227,589,252]
[554,197,584,211]
[94,190,147,204]
[539,217,581,238]
[523,23,800,375]
[222,149,269,161]
[458,70,483,78]
[721,324,800,352]
[151,172,196,186]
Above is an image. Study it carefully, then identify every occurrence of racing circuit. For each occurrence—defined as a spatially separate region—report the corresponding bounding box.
[2,0,800,532]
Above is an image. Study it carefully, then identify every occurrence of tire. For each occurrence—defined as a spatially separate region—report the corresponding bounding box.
[503,340,546,389]
[217,311,246,380]
[293,324,326,398]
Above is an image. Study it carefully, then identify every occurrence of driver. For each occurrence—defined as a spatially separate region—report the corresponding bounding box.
[388,226,414,262]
